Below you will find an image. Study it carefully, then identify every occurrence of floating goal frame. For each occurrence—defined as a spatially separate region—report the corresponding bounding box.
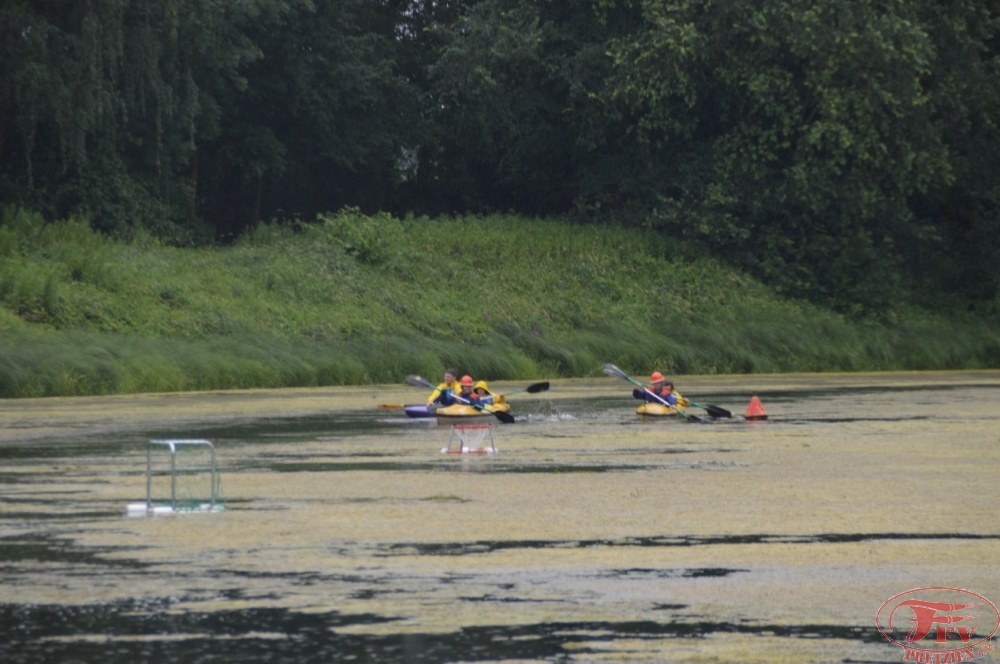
[126,438,225,516]
[443,423,496,454]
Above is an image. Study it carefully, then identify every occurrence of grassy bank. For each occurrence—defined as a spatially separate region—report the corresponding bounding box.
[2,207,998,398]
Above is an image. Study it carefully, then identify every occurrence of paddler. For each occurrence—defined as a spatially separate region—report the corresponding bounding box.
[473,380,503,405]
[632,371,688,408]
[427,368,462,406]
[455,375,482,405]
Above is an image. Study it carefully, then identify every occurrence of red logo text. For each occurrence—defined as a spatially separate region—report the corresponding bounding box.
[877,587,999,662]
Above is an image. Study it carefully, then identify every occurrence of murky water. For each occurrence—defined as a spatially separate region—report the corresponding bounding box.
[2,372,999,663]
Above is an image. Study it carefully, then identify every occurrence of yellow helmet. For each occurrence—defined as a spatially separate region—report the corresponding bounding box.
[474,380,490,392]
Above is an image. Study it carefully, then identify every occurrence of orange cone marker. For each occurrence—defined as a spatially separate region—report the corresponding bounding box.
[745,396,768,421]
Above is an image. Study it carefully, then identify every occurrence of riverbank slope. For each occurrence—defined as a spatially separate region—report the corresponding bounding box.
[2,208,998,397]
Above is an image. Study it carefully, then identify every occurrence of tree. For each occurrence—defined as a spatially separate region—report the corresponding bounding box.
[0,0,300,240]
[902,0,1000,313]
[605,0,1000,316]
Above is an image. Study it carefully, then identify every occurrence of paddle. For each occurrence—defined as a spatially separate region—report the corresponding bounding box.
[405,375,516,424]
[687,400,732,419]
[406,374,446,392]
[498,381,550,398]
[602,363,702,422]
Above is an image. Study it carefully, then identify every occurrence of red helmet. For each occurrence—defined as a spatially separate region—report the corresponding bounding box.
[460,375,474,386]
[650,371,664,382]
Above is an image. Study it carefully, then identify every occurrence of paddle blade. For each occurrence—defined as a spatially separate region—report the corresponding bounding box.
[492,410,515,424]
[406,374,434,389]
[602,364,630,381]
[704,404,733,419]
[525,381,550,394]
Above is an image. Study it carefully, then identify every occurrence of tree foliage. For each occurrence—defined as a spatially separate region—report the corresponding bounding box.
[604,0,1000,315]
[0,0,998,316]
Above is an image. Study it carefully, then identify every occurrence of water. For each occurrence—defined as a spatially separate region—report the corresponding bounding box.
[2,372,999,663]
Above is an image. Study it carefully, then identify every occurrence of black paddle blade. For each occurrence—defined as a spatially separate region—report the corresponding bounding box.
[492,410,515,424]
[705,404,733,418]
[406,374,433,389]
[525,381,550,394]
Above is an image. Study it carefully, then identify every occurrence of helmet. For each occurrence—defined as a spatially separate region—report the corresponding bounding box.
[460,375,474,386]
[650,371,664,382]
[474,380,489,391]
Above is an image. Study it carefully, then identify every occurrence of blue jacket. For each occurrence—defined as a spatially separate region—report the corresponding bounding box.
[633,387,677,406]
[454,390,482,405]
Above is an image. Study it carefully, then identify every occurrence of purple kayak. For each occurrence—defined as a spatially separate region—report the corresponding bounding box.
[403,405,435,419]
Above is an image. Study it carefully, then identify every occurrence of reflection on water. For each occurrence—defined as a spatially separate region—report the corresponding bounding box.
[2,372,1000,663]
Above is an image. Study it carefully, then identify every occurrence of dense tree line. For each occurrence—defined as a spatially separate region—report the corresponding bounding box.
[1,1,998,317]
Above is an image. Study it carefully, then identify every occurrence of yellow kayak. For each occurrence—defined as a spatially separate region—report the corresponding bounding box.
[635,402,681,418]
[435,402,512,425]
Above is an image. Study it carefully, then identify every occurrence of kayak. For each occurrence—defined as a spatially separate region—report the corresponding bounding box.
[435,402,512,425]
[636,403,681,418]
[403,405,435,419]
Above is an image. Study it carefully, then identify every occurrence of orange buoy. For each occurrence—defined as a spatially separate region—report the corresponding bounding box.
[745,395,768,421]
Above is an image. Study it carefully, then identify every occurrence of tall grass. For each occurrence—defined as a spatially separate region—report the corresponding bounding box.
[1,206,998,397]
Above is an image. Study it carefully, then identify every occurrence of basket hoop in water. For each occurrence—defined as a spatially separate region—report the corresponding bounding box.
[442,423,496,454]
